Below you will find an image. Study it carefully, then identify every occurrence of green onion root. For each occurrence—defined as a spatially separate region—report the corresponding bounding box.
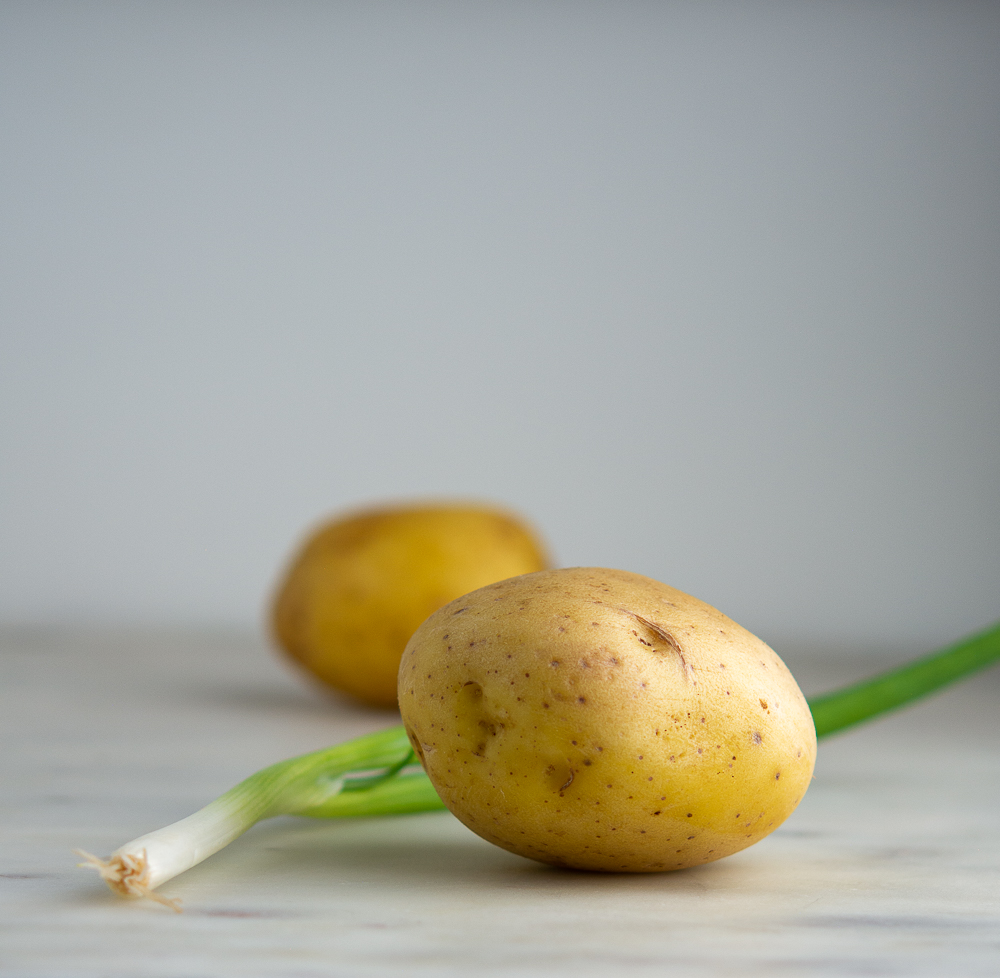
[79,619,999,908]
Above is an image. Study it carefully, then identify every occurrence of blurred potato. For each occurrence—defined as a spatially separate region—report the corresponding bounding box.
[271,502,549,707]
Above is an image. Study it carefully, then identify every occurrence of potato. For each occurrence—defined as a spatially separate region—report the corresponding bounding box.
[398,567,816,871]
[271,503,549,707]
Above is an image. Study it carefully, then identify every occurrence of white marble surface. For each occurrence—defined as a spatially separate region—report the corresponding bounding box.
[2,627,998,977]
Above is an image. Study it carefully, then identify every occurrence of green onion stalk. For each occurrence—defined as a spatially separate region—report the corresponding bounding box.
[78,620,1000,911]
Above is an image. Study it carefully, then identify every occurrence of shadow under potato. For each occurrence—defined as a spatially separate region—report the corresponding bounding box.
[179,812,732,898]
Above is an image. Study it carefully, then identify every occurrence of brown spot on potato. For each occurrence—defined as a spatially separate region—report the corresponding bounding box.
[544,761,575,794]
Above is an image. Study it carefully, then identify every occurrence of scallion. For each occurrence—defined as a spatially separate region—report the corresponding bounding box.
[78,619,1000,909]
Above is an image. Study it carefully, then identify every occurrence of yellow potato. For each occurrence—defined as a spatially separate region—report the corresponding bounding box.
[398,567,816,871]
[271,503,549,707]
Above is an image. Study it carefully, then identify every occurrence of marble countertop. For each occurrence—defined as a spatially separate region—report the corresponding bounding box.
[2,626,998,977]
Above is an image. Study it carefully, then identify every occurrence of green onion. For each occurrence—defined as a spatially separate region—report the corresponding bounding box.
[807,619,1000,737]
[75,727,445,911]
[78,619,1000,909]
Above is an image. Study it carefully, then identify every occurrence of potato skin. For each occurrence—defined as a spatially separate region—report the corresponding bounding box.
[398,567,816,871]
[271,503,549,707]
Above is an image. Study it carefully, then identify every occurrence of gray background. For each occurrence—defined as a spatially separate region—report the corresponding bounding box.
[2,1,997,652]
